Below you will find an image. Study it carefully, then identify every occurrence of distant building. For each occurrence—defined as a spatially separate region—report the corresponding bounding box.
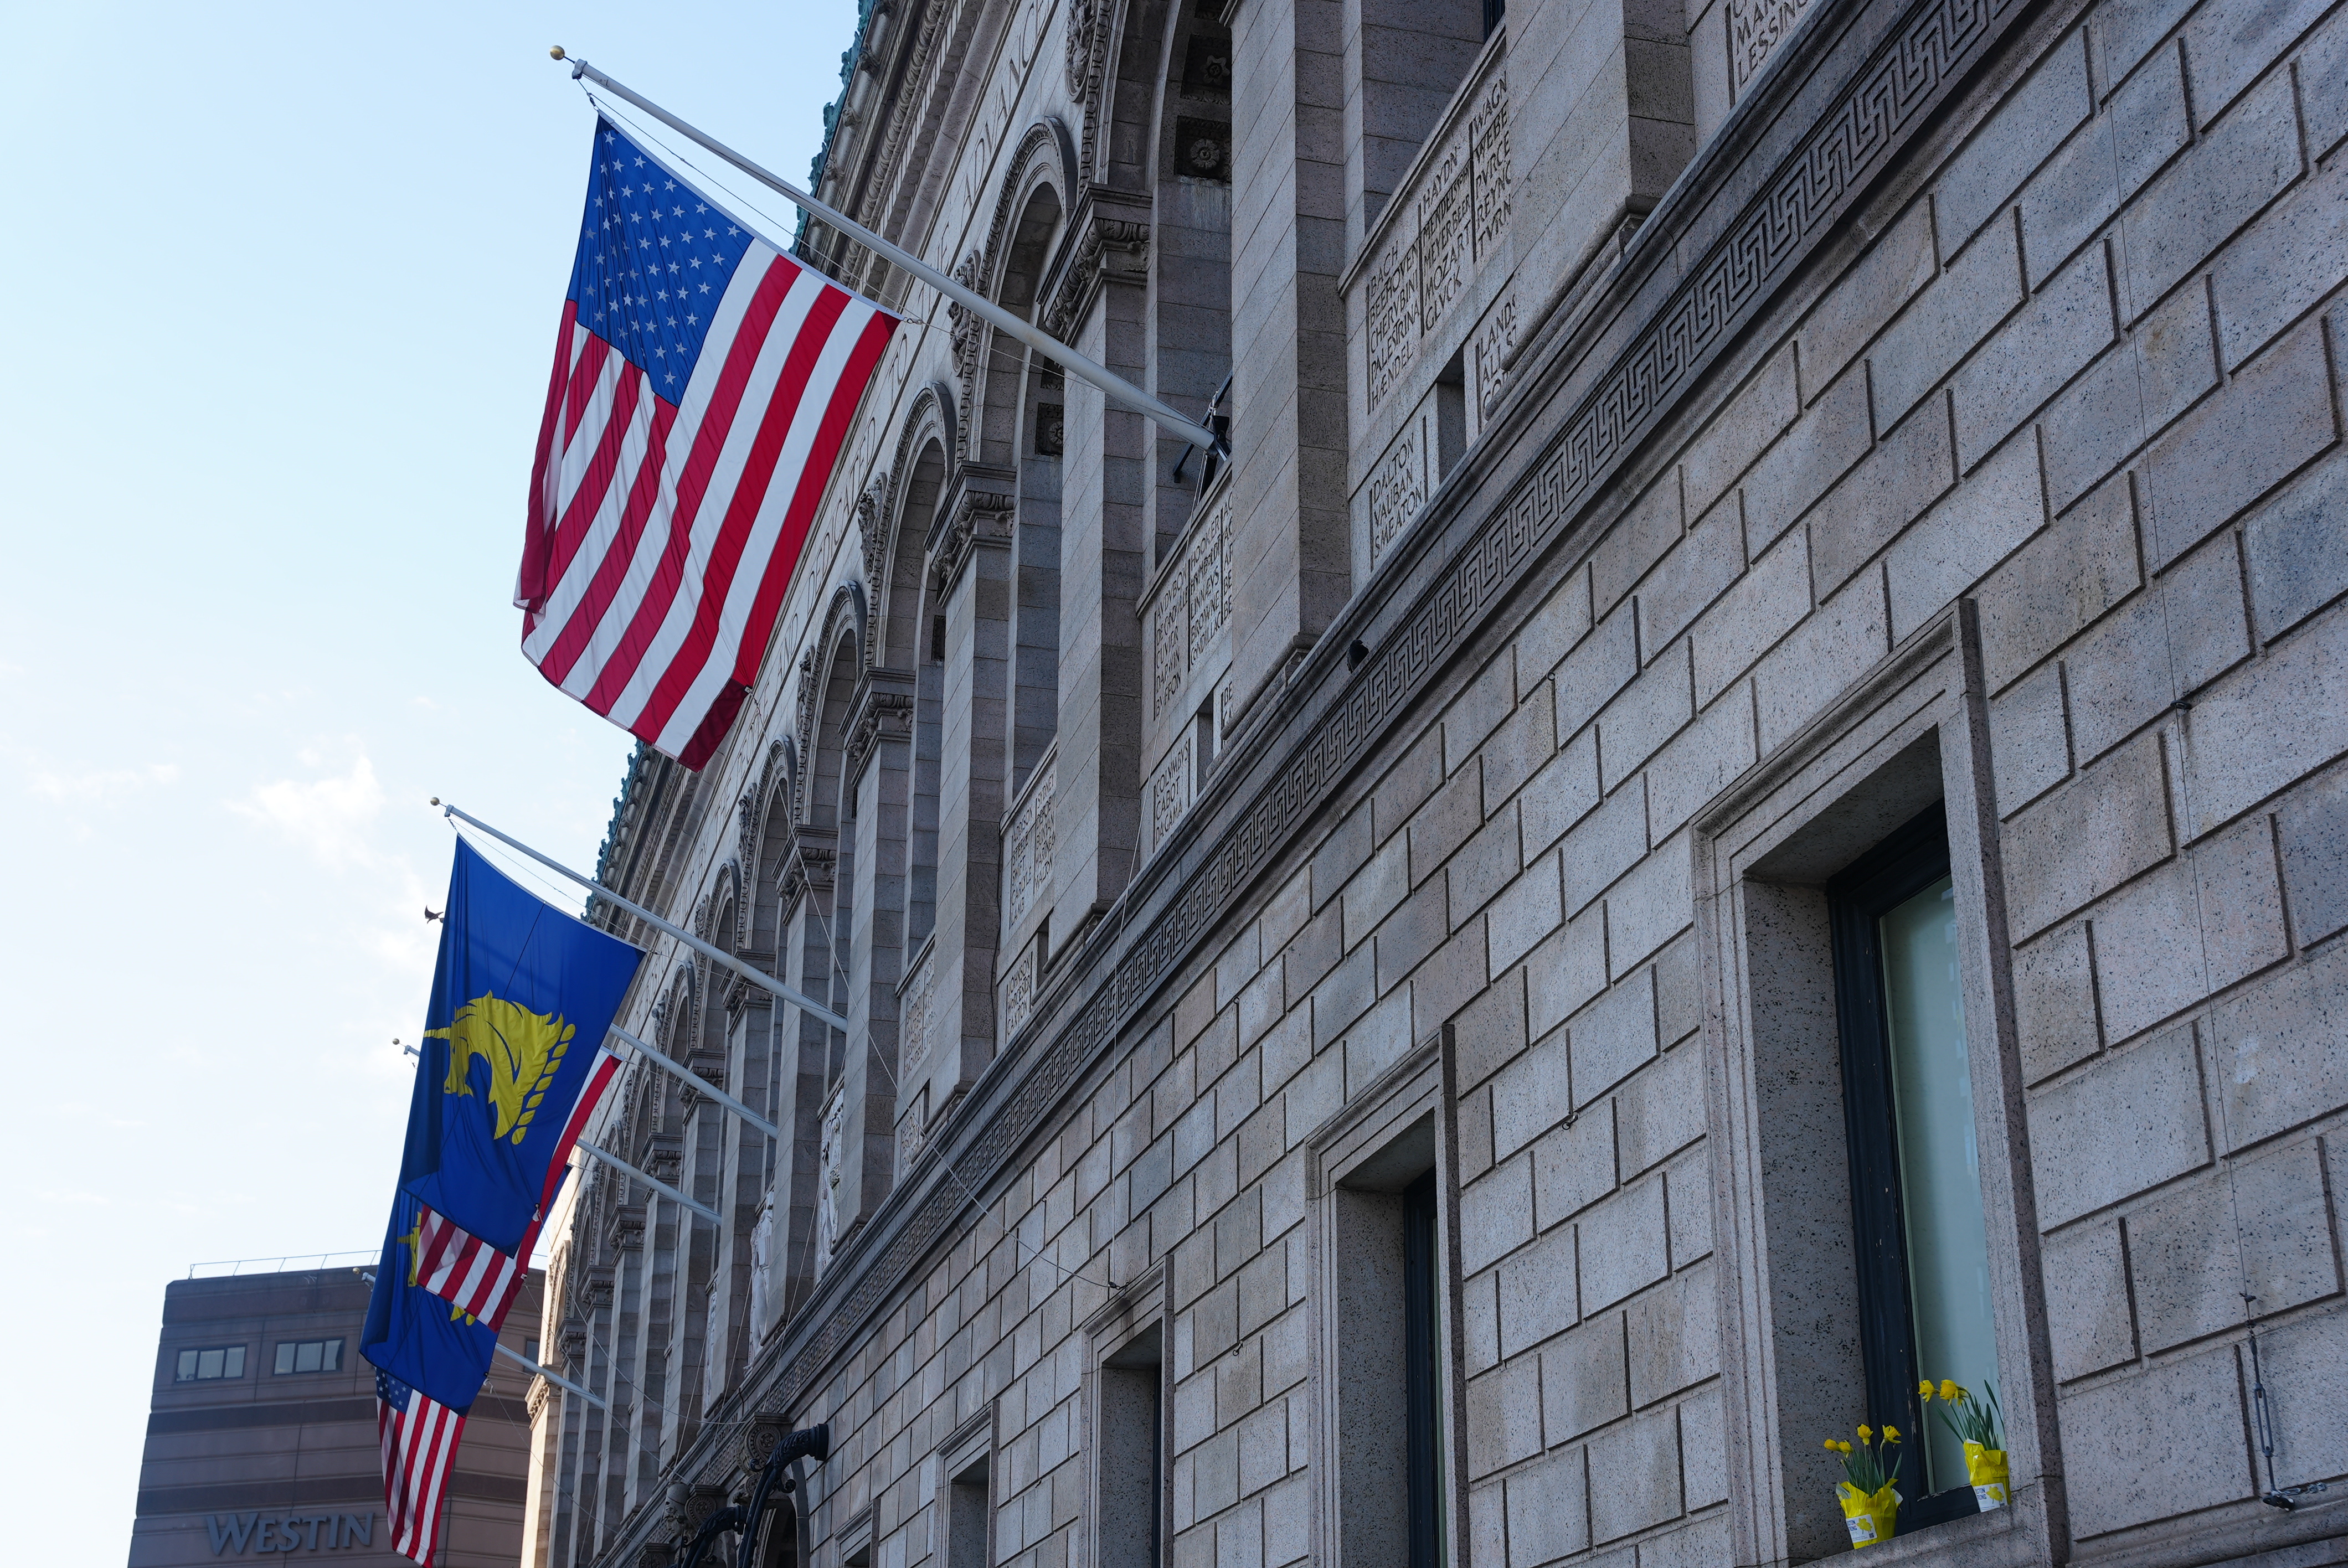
[130,1261,543,1567]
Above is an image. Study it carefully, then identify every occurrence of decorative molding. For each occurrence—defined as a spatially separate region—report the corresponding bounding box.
[946,251,987,459]
[934,467,1018,591]
[843,670,917,786]
[1064,0,1115,179]
[1041,191,1151,340]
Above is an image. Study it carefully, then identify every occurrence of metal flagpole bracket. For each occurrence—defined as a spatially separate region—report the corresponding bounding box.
[608,1023,781,1141]
[434,800,850,1035]
[494,1340,607,1409]
[575,1139,723,1226]
[548,53,1226,456]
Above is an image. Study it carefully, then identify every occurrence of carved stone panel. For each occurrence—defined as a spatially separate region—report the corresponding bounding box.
[1368,418,1429,568]
[1733,0,1816,85]
[1003,761,1056,930]
[1360,48,1512,410]
[1149,731,1196,851]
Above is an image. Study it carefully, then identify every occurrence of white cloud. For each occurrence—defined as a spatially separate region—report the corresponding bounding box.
[28,762,179,802]
[229,755,387,869]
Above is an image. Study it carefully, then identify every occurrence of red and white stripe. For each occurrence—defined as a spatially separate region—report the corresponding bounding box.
[519,244,897,769]
[379,1386,465,1565]
[414,1049,622,1327]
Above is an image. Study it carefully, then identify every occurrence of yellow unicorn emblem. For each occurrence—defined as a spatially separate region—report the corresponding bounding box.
[424,994,575,1145]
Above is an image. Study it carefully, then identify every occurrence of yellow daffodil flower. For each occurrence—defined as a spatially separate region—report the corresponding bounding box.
[1940,1379,1962,1402]
[1918,1380,1934,1401]
[1857,1424,1873,1442]
[1883,1426,1901,1442]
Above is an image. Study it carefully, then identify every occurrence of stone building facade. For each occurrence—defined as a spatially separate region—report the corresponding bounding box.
[526,0,2348,1561]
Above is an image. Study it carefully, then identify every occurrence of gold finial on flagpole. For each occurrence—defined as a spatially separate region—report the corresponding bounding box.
[549,45,567,60]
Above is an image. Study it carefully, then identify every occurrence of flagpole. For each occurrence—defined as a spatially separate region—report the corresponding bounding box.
[549,49,1227,456]
[494,1342,608,1410]
[574,1139,724,1225]
[610,1023,782,1142]
[435,800,851,1035]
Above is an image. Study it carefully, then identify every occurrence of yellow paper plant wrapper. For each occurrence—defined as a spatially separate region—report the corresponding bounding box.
[1965,1442,2009,1510]
[1837,1481,1901,1548]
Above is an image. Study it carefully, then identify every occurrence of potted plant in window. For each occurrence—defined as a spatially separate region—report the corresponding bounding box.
[1921,1379,2007,1510]
[1823,1424,1904,1548]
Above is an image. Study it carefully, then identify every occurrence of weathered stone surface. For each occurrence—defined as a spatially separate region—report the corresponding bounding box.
[2125,1138,2339,1353]
[1974,470,2141,693]
[2002,732,2172,937]
[2030,1025,2210,1226]
[2041,1220,2138,1380]
[2058,1345,2251,1539]
[2089,812,2289,1043]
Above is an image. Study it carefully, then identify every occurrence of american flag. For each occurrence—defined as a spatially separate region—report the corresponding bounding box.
[519,119,899,768]
[414,1046,619,1327]
[377,1369,465,1565]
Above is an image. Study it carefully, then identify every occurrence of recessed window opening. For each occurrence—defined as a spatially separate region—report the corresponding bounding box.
[1827,803,1996,1525]
[1403,1170,1446,1568]
[273,1338,344,1375]
[945,1451,991,1568]
[1192,697,1218,788]
[175,1345,246,1381]
[1099,1322,1165,1568]
[1331,1111,1450,1568]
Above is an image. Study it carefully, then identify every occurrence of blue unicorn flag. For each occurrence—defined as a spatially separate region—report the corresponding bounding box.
[399,837,642,1252]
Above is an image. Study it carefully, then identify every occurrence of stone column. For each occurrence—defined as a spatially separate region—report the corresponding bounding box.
[914,475,1015,1151]
[1038,189,1155,950]
[1228,0,1353,725]
[833,670,914,1237]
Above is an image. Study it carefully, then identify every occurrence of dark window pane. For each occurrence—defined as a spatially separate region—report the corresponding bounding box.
[296,1341,323,1373]
[197,1349,224,1380]
[223,1347,245,1378]
[276,1343,297,1375]
[177,1350,199,1382]
[322,1340,342,1372]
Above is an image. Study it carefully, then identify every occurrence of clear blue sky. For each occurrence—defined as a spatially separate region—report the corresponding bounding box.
[0,3,852,1552]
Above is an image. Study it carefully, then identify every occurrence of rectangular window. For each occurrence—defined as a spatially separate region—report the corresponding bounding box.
[1829,804,1997,1524]
[944,1451,991,1568]
[273,1338,344,1375]
[1403,1171,1446,1568]
[1326,1102,1451,1568]
[174,1345,246,1382]
[1098,1323,1164,1568]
